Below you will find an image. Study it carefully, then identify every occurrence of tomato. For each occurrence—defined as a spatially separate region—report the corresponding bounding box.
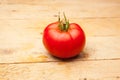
[43,13,85,59]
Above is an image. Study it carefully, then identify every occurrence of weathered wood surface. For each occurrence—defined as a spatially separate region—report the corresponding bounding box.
[0,60,120,80]
[0,0,120,80]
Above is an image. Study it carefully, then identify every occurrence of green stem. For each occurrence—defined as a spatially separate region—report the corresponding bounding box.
[58,12,60,22]
[63,12,67,22]
[58,12,69,31]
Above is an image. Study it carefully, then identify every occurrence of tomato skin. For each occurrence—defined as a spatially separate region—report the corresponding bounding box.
[43,22,85,58]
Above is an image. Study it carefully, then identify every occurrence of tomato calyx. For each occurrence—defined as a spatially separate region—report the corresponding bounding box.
[58,13,69,32]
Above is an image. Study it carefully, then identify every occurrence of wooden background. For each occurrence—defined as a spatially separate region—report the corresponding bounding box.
[0,0,120,80]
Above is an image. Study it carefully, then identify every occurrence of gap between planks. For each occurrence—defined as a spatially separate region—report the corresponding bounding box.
[0,17,120,20]
[0,58,120,64]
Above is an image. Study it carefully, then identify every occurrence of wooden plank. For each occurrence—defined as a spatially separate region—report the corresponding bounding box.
[0,0,120,19]
[1,0,120,5]
[0,18,120,63]
[0,60,120,80]
[0,18,119,37]
[0,36,120,63]
[0,0,120,80]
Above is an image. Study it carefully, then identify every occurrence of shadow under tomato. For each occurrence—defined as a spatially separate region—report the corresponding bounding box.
[49,50,89,62]
[78,50,89,59]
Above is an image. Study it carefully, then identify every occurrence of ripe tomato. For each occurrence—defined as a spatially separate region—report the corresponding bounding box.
[43,13,85,59]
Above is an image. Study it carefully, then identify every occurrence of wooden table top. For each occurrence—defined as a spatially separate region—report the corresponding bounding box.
[0,0,120,80]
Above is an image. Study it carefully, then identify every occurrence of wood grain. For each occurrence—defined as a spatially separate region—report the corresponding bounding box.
[0,0,120,80]
[0,36,120,63]
[0,60,120,80]
[0,18,120,63]
[0,0,120,19]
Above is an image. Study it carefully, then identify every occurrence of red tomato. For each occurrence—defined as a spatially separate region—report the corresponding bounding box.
[43,14,85,59]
